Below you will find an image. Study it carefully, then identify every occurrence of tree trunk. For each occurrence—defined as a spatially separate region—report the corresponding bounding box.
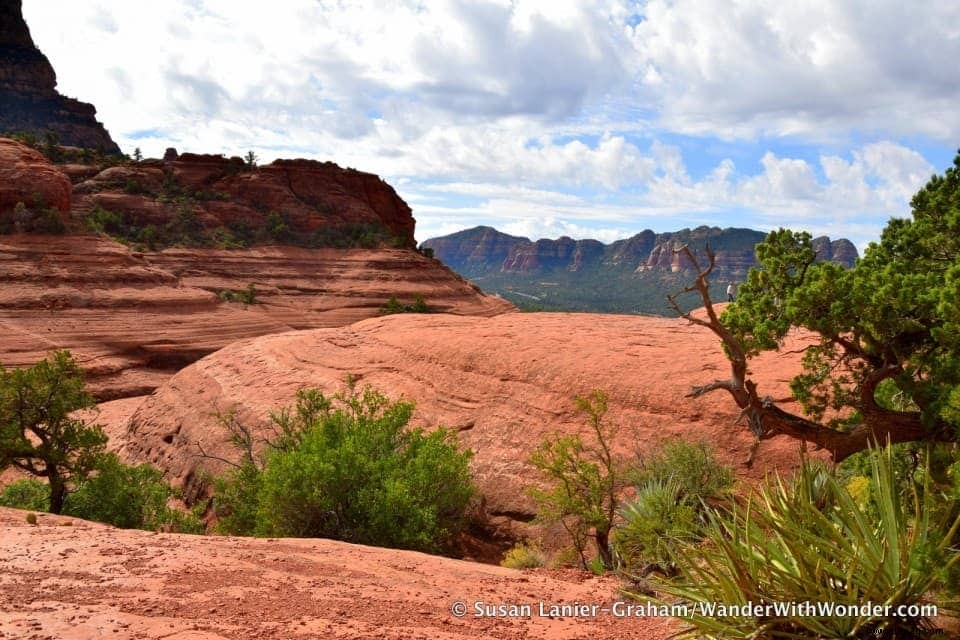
[48,474,66,514]
[595,527,613,569]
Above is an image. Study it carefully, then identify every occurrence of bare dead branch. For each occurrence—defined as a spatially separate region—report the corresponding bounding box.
[193,440,242,469]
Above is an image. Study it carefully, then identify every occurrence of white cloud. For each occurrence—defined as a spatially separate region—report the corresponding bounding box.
[629,0,960,141]
[17,0,955,253]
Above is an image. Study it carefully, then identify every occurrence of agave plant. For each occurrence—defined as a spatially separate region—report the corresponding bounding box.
[645,445,960,639]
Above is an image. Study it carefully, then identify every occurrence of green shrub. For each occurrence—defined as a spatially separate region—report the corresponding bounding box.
[630,438,734,501]
[529,390,628,570]
[213,460,262,535]
[64,453,202,532]
[217,284,257,304]
[85,205,125,236]
[500,541,547,569]
[649,445,960,639]
[0,202,66,235]
[380,294,430,315]
[0,478,50,511]
[211,386,475,552]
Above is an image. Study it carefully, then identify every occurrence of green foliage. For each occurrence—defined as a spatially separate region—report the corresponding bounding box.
[244,150,258,168]
[721,153,960,440]
[0,201,66,235]
[500,541,547,569]
[264,211,290,242]
[132,147,143,162]
[0,478,49,511]
[0,351,107,513]
[615,479,697,574]
[528,390,625,570]
[630,438,734,500]
[650,446,960,639]
[380,294,430,315]
[217,283,257,304]
[64,453,202,532]
[211,386,475,552]
[309,222,394,249]
[615,439,733,576]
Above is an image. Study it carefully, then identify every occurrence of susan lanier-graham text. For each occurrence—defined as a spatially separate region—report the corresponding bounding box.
[462,600,684,619]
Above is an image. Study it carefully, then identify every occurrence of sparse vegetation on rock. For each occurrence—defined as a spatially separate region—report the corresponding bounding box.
[500,541,547,569]
[218,283,258,304]
[380,294,431,315]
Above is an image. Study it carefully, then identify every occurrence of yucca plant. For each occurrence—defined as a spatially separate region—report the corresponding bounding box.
[645,445,960,639]
[614,478,698,575]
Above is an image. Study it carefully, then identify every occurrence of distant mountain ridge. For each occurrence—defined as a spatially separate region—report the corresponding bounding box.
[422,225,858,314]
[424,225,857,277]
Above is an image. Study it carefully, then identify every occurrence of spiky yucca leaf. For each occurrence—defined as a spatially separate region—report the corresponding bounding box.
[641,446,960,639]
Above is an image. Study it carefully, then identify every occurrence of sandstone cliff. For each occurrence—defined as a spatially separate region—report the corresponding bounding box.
[0,0,120,152]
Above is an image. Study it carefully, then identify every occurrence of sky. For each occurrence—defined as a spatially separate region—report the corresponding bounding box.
[22,0,960,250]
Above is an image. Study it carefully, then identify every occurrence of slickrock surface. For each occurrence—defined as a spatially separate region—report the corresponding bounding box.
[0,235,513,399]
[110,312,811,524]
[0,507,675,640]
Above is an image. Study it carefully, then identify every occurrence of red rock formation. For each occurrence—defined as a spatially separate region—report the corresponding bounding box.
[0,137,71,213]
[105,312,813,529]
[0,235,514,400]
[0,1,120,153]
[71,152,417,248]
[0,507,677,639]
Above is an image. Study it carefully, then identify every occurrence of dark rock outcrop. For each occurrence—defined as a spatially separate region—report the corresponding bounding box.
[813,236,859,266]
[0,0,120,153]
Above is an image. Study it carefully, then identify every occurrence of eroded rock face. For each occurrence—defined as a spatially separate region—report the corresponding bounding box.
[0,235,514,399]
[0,1,120,153]
[109,312,810,525]
[0,137,71,213]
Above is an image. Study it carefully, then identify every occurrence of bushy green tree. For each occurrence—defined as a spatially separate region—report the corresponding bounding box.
[212,386,475,552]
[671,152,960,463]
[0,351,107,513]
